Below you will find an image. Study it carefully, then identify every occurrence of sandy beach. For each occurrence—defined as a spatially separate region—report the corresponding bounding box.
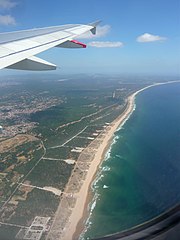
[47,81,179,240]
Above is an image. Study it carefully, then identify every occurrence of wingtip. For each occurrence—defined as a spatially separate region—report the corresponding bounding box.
[88,20,101,35]
[88,20,102,27]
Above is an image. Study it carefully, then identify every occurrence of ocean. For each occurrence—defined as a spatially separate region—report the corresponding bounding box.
[82,82,180,239]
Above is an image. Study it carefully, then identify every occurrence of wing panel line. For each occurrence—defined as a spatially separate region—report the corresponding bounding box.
[0,35,70,59]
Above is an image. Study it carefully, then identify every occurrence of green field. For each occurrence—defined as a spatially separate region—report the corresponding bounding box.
[0,74,151,239]
[27,160,73,190]
[9,188,60,225]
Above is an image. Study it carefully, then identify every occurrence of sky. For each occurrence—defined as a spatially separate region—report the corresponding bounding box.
[0,0,180,76]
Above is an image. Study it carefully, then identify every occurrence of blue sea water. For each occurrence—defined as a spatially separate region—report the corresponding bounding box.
[82,82,180,239]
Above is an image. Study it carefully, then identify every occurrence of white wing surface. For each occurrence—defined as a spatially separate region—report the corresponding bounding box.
[0,21,100,71]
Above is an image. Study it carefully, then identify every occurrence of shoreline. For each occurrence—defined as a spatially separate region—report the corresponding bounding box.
[74,134,118,240]
[47,80,180,240]
[60,85,146,240]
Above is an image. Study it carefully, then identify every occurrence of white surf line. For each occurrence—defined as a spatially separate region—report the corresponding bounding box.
[59,81,180,240]
[0,221,27,228]
[50,126,88,149]
[134,80,180,96]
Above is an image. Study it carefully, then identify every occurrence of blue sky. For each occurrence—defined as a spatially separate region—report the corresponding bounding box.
[0,0,180,75]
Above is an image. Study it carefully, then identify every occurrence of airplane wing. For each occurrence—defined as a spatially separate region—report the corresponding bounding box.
[0,21,100,71]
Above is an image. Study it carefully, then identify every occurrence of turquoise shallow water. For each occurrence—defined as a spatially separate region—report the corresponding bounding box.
[82,82,180,239]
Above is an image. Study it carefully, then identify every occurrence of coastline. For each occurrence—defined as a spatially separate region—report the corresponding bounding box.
[60,85,146,240]
[47,81,180,240]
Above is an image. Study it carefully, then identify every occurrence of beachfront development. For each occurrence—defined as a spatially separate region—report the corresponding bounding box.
[0,75,179,239]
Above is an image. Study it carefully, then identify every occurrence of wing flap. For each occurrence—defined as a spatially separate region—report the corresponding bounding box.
[6,56,56,71]
[57,40,86,48]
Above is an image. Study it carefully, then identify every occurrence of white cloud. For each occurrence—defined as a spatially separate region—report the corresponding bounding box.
[137,33,166,42]
[0,14,16,25]
[88,41,124,48]
[0,0,17,10]
[78,25,111,39]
